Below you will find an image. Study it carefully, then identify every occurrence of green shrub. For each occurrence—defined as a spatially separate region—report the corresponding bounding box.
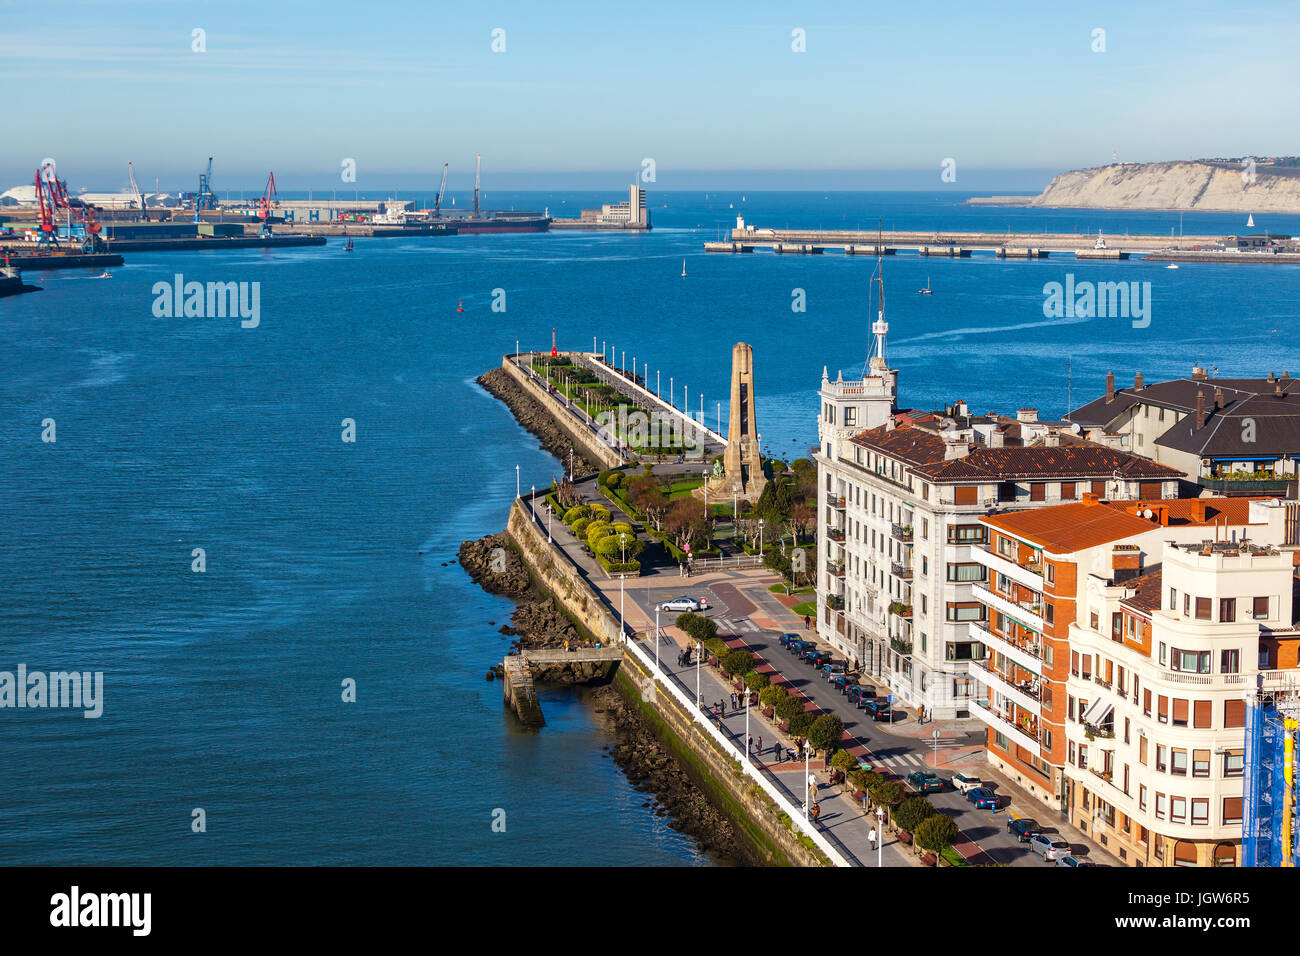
[860,771,885,796]
[675,612,718,643]
[759,685,787,709]
[744,670,770,692]
[570,517,592,536]
[788,711,815,737]
[611,521,634,535]
[775,694,805,723]
[808,713,845,753]
[585,522,612,546]
[562,505,591,525]
[704,637,728,661]
[830,749,856,771]
[915,814,960,853]
[598,469,622,488]
[588,503,610,520]
[722,648,755,677]
[876,781,905,808]
[895,797,936,833]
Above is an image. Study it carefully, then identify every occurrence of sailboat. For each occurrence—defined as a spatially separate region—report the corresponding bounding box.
[918,276,933,295]
[1247,214,1256,228]
[681,258,687,278]
[344,237,354,252]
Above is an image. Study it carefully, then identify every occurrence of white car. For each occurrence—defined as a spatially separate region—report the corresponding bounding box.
[661,596,708,612]
[1028,834,1071,862]
[951,772,983,794]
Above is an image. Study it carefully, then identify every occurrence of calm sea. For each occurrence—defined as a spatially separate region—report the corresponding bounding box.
[2,191,1298,864]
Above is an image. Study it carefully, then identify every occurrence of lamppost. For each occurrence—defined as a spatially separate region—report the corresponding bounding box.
[759,518,765,557]
[516,339,519,364]
[717,402,721,435]
[621,350,625,373]
[703,467,709,514]
[684,385,688,419]
[803,739,811,820]
[515,465,520,500]
[546,502,552,543]
[695,640,702,709]
[653,603,660,678]
[744,687,752,769]
[619,574,626,644]
[670,377,674,408]
[876,806,885,867]
[657,370,660,398]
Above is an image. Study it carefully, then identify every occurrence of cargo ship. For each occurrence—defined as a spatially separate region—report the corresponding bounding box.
[445,213,551,234]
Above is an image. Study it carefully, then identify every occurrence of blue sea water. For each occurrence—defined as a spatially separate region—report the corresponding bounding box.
[2,191,1298,865]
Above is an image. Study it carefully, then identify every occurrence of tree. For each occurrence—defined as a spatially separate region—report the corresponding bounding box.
[789,503,816,543]
[915,814,960,853]
[556,477,583,511]
[759,685,787,709]
[723,648,755,677]
[744,670,770,692]
[876,781,905,807]
[638,489,670,532]
[735,517,764,550]
[675,612,717,643]
[895,796,936,833]
[789,711,815,737]
[808,713,844,754]
[775,694,805,723]
[664,497,712,554]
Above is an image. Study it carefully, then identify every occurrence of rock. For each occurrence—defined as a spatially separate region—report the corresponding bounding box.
[477,368,602,473]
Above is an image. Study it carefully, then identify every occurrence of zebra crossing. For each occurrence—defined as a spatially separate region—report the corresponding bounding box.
[718,617,761,634]
[871,751,931,770]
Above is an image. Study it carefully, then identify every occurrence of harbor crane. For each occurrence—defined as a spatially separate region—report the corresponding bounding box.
[193,156,216,221]
[34,162,104,252]
[433,162,449,217]
[473,154,481,218]
[257,171,279,236]
[127,161,149,221]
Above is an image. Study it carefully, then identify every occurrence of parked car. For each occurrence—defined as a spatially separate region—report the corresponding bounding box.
[1057,855,1098,867]
[907,770,944,793]
[805,650,833,666]
[820,662,845,679]
[965,787,999,809]
[778,633,801,649]
[1007,817,1043,843]
[846,685,867,705]
[863,700,895,722]
[786,639,812,655]
[950,772,983,794]
[660,596,708,612]
[1028,834,1072,862]
[830,674,850,693]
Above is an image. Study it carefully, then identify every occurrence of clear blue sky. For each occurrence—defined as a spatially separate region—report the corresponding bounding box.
[4,0,1298,192]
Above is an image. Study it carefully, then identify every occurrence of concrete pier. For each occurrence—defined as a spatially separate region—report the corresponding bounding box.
[917,245,971,257]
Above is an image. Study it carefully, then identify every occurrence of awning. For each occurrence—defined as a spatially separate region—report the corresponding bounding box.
[1080,696,1113,726]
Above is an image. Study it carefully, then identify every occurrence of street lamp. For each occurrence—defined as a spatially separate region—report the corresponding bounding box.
[546,502,552,543]
[516,339,519,364]
[654,603,660,678]
[670,377,674,408]
[515,465,520,500]
[619,574,626,644]
[695,640,702,710]
[803,740,812,820]
[744,688,752,769]
[759,518,765,557]
[657,369,660,398]
[876,806,885,867]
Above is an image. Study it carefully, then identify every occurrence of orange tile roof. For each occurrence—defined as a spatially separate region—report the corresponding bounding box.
[982,499,1156,553]
[1104,497,1266,527]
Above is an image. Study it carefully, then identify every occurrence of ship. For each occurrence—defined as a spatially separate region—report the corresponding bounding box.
[438,154,550,233]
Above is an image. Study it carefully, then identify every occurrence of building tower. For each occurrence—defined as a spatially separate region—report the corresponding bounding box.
[817,278,898,460]
[711,342,767,501]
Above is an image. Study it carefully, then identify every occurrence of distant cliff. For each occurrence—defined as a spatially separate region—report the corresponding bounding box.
[1027,161,1300,213]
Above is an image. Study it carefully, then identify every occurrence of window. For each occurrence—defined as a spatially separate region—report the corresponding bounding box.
[1069,741,1076,764]
[997,535,1014,558]
[1043,644,1054,667]
[1169,587,1177,610]
[844,407,857,426]
[997,481,1016,502]
[1225,750,1244,778]
[1223,797,1243,826]
[1195,597,1211,620]
[1193,750,1210,778]
[1253,596,1270,620]
[1155,793,1166,819]
[1156,745,1167,772]
[1139,786,1147,811]
[921,518,928,539]
[1221,649,1240,674]
[1068,696,1076,721]
[1172,699,1189,727]
[1060,481,1076,500]
[1029,483,1045,502]
[1045,563,1055,585]
[1079,745,1088,769]
[1123,765,1130,793]
[1219,598,1236,622]
[1170,797,1186,823]
[1045,603,1055,626]
[1225,699,1246,728]
[1092,480,1106,496]
[1159,643,1167,666]
[947,525,986,544]
[954,485,978,505]
[946,563,986,583]
[1157,695,1169,724]
[1194,700,1212,728]
[1111,613,1122,641]
[1091,611,1100,630]
[1171,749,1188,776]
[1183,594,1191,616]
[1139,735,1148,765]
[1191,799,1209,826]
[1143,689,1152,717]
[945,603,985,622]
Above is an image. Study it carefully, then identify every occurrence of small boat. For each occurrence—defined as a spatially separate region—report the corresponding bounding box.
[681,258,687,278]
[918,276,933,295]
[97,271,112,279]
[1165,263,1179,269]
[1247,214,1256,228]
[456,298,464,313]
[344,237,354,252]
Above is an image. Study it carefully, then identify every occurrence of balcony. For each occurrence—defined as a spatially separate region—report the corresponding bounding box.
[1197,475,1295,495]
[971,700,1041,757]
[891,636,913,655]
[1083,722,1115,740]
[972,583,1045,633]
[971,546,1043,591]
[826,526,846,543]
[827,561,846,578]
[969,660,1042,716]
[888,601,913,619]
[826,595,844,611]
[827,494,846,510]
[890,560,913,581]
[967,622,1042,677]
[890,523,913,543]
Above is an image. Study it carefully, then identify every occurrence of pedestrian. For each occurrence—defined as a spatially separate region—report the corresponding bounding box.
[757,735,763,756]
[747,734,753,753]
[719,699,726,718]
[812,802,821,822]
[804,615,811,630]
[773,740,782,762]
[869,827,877,849]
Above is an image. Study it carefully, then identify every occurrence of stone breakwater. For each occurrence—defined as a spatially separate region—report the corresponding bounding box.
[457,532,580,652]
[477,367,603,475]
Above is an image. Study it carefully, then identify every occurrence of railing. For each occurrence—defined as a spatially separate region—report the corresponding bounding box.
[972,660,1041,701]
[1197,476,1295,494]
[890,561,912,580]
[827,595,844,610]
[1084,722,1115,739]
[826,526,846,542]
[827,562,846,578]
[826,494,846,509]
[890,523,913,542]
[888,602,912,618]
[690,553,764,570]
[1093,677,1112,690]
[1163,671,1213,686]
[890,637,913,655]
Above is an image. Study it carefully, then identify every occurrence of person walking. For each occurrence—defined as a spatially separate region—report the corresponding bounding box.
[869,827,878,850]
[804,615,811,630]
[811,802,821,823]
[757,735,763,757]
[747,734,753,754]
[773,739,782,762]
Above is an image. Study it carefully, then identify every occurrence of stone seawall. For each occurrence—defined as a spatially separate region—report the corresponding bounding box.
[494,358,623,471]
[506,499,828,866]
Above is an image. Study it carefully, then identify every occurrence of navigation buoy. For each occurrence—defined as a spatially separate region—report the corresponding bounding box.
[456,298,464,313]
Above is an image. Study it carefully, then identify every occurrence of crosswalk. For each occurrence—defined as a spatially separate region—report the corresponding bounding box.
[870,751,931,770]
[718,617,761,633]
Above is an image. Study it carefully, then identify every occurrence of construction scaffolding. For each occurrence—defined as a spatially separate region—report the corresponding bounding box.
[1243,670,1300,867]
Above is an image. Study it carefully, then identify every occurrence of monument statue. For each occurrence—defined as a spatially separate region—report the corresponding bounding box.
[701,342,767,503]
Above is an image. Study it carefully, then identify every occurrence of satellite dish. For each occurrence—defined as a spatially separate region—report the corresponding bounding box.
[1143,508,1154,519]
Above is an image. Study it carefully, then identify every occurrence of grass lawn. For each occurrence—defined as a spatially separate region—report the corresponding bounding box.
[769,583,814,595]
[791,601,817,617]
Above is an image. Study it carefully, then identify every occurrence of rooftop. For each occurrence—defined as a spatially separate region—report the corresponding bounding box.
[1120,567,1164,615]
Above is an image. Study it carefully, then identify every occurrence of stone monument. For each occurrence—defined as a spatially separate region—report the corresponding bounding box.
[705,342,767,502]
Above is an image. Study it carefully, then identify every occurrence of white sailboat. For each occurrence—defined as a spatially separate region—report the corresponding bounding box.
[681,258,687,278]
[918,276,933,295]
[1247,213,1256,228]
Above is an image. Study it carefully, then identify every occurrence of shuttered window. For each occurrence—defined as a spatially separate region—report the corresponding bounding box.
[1029,483,1045,502]
[1194,700,1212,728]
[1223,797,1244,825]
[1158,695,1169,724]
[1225,699,1246,728]
[1172,699,1189,727]
[953,485,978,505]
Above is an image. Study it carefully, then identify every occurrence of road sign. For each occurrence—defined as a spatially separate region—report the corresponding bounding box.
[932,728,941,739]
[887,695,895,703]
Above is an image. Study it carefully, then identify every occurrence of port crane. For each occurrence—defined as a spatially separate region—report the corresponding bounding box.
[197,157,216,210]
[473,154,481,218]
[433,162,449,217]
[257,171,279,236]
[127,161,149,221]
[34,162,104,252]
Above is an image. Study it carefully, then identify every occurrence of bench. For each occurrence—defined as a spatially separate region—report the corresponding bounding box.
[920,851,937,867]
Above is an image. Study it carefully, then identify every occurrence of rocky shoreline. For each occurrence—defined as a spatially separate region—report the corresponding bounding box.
[477,367,602,475]
[459,529,744,865]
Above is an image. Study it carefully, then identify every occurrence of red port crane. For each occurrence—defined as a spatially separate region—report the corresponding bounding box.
[34,162,104,252]
[257,171,279,236]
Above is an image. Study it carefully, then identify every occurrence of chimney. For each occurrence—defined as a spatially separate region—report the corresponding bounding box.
[1105,371,1115,403]
[1196,390,1208,428]
[1135,371,1144,390]
[1277,383,1285,398]
[1268,371,1277,383]
[1112,545,1142,585]
[1082,492,1100,505]
[885,416,897,432]
[1214,386,1225,410]
[1044,432,1061,447]
[1017,408,1039,423]
[944,440,971,460]
[1192,365,1209,381]
[989,428,1006,448]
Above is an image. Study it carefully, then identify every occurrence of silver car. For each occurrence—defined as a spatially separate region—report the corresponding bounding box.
[1028,833,1071,862]
[661,596,706,612]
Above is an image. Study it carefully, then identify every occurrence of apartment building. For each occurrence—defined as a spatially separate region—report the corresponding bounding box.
[814,327,1185,720]
[970,495,1300,866]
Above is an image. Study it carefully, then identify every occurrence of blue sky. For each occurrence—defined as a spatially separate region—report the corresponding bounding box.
[4,0,1298,192]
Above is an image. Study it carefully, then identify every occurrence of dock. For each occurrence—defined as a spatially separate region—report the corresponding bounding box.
[502,647,624,726]
[1,252,124,271]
